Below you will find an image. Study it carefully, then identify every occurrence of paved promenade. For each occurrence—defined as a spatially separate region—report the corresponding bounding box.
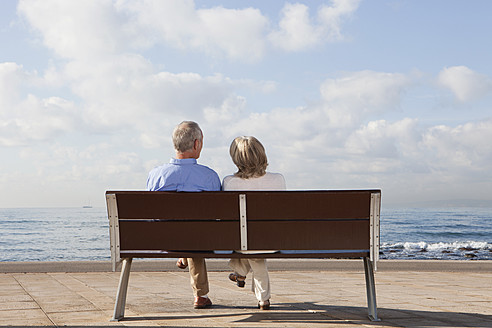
[1,260,491,327]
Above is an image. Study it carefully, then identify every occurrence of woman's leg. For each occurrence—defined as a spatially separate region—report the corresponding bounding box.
[228,258,251,277]
[248,259,270,302]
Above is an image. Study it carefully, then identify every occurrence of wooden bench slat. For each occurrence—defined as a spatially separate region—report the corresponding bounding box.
[247,220,370,250]
[114,191,239,220]
[245,191,372,220]
[119,221,240,250]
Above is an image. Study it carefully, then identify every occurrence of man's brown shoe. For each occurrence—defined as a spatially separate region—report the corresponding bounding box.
[194,296,212,309]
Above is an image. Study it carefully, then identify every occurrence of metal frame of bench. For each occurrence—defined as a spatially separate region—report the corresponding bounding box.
[106,190,381,322]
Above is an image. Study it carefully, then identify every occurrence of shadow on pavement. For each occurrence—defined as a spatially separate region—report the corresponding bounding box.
[1,302,490,328]
[120,302,492,327]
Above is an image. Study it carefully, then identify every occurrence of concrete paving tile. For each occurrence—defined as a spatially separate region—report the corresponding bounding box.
[236,310,363,327]
[127,299,195,315]
[386,318,456,327]
[49,274,120,311]
[48,309,120,326]
[78,292,116,310]
[0,308,54,325]
[49,272,97,293]
[266,301,369,323]
[375,307,417,319]
[119,319,169,327]
[432,303,492,316]
[37,296,98,313]
[0,293,33,302]
[0,283,25,293]
[210,297,262,311]
[0,300,39,311]
[118,313,222,327]
[0,273,18,283]
[419,310,492,323]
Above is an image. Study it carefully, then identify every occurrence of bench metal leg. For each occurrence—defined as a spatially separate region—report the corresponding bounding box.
[111,258,132,321]
[363,257,380,321]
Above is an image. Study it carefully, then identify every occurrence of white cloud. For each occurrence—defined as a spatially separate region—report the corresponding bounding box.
[125,0,359,59]
[269,0,360,51]
[201,70,414,162]
[18,0,130,60]
[111,0,268,62]
[0,63,78,146]
[73,64,248,134]
[438,66,492,102]
[345,118,421,158]
[196,6,268,61]
[268,3,320,51]
[96,0,268,61]
[1,142,147,207]
[317,0,360,40]
[0,55,271,149]
[422,119,492,169]
[204,95,246,124]
[0,94,78,146]
[319,70,412,126]
[21,143,146,186]
[0,62,25,107]
[18,0,361,63]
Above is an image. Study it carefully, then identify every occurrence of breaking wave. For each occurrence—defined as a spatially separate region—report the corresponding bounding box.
[381,241,492,260]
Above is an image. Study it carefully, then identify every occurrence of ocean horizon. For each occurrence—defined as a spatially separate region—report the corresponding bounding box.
[1,206,491,262]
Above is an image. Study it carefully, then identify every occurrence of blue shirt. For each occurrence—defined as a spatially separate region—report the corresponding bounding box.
[146,158,221,192]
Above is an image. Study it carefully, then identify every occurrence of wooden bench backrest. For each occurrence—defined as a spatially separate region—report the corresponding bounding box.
[106,190,381,260]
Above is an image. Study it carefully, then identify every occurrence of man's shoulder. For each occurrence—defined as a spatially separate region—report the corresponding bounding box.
[148,163,174,174]
[192,163,220,191]
[195,163,219,176]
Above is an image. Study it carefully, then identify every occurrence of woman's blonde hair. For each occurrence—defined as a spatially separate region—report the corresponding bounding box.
[230,136,268,179]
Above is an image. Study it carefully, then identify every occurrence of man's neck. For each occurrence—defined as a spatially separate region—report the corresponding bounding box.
[175,152,197,159]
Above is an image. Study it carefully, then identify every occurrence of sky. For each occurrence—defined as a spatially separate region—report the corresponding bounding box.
[1,0,492,208]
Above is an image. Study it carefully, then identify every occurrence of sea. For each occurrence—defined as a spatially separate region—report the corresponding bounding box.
[0,206,491,262]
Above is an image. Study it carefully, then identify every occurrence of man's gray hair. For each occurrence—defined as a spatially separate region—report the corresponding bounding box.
[173,121,203,153]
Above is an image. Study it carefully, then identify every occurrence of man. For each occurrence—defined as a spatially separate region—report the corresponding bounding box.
[147,121,220,309]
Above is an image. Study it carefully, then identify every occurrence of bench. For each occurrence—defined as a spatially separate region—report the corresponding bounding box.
[105,189,381,321]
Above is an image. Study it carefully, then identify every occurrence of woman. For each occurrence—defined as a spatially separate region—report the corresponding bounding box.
[222,136,286,310]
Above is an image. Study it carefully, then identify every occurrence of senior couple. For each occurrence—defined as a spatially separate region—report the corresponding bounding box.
[146,121,286,310]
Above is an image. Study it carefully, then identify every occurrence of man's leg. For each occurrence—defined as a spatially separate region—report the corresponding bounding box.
[188,257,209,297]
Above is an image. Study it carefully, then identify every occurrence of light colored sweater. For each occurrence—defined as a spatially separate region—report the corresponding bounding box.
[222,172,286,191]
